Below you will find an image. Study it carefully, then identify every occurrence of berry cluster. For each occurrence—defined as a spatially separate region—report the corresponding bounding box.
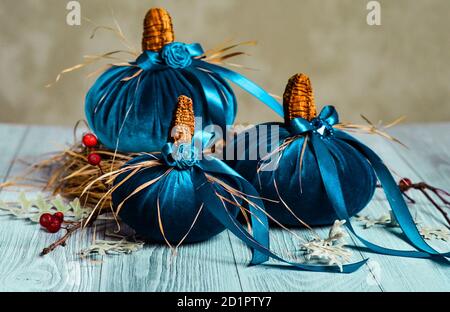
[39,212,64,233]
[82,132,102,166]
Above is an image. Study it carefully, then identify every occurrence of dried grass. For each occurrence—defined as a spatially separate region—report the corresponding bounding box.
[0,142,135,211]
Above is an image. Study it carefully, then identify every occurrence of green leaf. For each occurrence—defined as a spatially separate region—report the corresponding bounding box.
[51,195,68,213]
[35,194,52,213]
[18,192,32,211]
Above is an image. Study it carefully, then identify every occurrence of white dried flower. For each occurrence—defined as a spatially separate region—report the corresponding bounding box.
[355,211,449,242]
[80,239,144,257]
[301,220,352,272]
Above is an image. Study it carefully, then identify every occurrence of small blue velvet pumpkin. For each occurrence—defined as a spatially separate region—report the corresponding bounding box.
[112,153,241,243]
[230,74,377,226]
[111,95,241,244]
[85,8,280,153]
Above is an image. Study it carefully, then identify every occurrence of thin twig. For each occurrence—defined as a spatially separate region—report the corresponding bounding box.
[417,188,450,227]
[40,215,98,256]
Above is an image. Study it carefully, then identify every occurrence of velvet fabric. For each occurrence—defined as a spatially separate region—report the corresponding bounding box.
[85,59,236,153]
[229,121,377,227]
[110,133,370,273]
[112,153,240,244]
[85,42,283,153]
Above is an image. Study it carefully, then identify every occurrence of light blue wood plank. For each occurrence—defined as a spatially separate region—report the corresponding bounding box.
[98,231,243,291]
[388,124,450,254]
[228,225,381,292]
[389,123,450,189]
[1,123,448,291]
[0,124,28,182]
[0,125,102,292]
[345,129,450,291]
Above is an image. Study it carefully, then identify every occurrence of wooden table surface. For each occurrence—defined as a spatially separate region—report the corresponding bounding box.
[0,122,449,292]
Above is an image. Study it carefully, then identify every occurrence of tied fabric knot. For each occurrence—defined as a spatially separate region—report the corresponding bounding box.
[162,142,198,170]
[136,42,204,71]
[290,105,339,137]
[310,117,335,137]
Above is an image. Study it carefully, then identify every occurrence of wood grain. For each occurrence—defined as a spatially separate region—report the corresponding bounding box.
[228,225,382,292]
[0,126,101,292]
[345,128,450,291]
[99,232,242,291]
[0,123,448,291]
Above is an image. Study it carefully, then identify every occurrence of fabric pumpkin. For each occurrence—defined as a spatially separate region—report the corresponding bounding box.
[230,74,376,226]
[85,8,280,152]
[112,153,240,243]
[230,73,450,262]
[231,121,377,226]
[110,95,241,244]
[108,95,369,273]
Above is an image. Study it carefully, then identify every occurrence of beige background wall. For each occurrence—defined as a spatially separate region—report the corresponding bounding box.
[0,0,449,126]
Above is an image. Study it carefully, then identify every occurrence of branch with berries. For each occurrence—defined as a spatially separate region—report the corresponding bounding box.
[376,177,450,228]
[39,132,106,255]
[0,129,146,258]
[39,214,97,256]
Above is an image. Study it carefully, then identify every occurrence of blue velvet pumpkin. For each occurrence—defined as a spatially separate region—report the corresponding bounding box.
[230,74,377,226]
[112,152,241,243]
[110,94,242,243]
[85,8,280,153]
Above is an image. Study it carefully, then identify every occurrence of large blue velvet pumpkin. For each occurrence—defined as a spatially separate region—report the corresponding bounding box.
[85,8,280,153]
[230,74,377,226]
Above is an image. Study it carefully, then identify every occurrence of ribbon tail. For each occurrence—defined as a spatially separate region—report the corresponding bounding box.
[195,161,367,273]
[184,67,228,129]
[193,60,284,118]
[334,131,450,258]
[193,168,268,264]
[310,134,447,259]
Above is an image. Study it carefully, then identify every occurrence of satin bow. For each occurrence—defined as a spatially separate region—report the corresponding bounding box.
[290,105,338,136]
[284,106,450,261]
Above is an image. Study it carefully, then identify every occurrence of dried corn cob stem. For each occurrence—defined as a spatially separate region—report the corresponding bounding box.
[283,73,317,124]
[172,95,195,144]
[142,8,174,52]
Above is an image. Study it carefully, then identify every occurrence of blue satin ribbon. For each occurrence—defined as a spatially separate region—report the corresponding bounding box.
[289,106,450,260]
[134,43,283,119]
[159,131,367,273]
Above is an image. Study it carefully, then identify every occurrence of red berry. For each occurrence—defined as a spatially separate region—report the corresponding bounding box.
[82,133,98,148]
[399,178,412,188]
[87,153,102,166]
[39,213,53,228]
[46,218,62,233]
[53,211,64,222]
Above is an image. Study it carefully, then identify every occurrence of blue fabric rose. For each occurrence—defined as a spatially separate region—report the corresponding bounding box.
[162,142,198,170]
[161,42,193,68]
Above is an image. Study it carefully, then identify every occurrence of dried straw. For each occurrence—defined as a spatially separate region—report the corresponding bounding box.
[0,142,135,211]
